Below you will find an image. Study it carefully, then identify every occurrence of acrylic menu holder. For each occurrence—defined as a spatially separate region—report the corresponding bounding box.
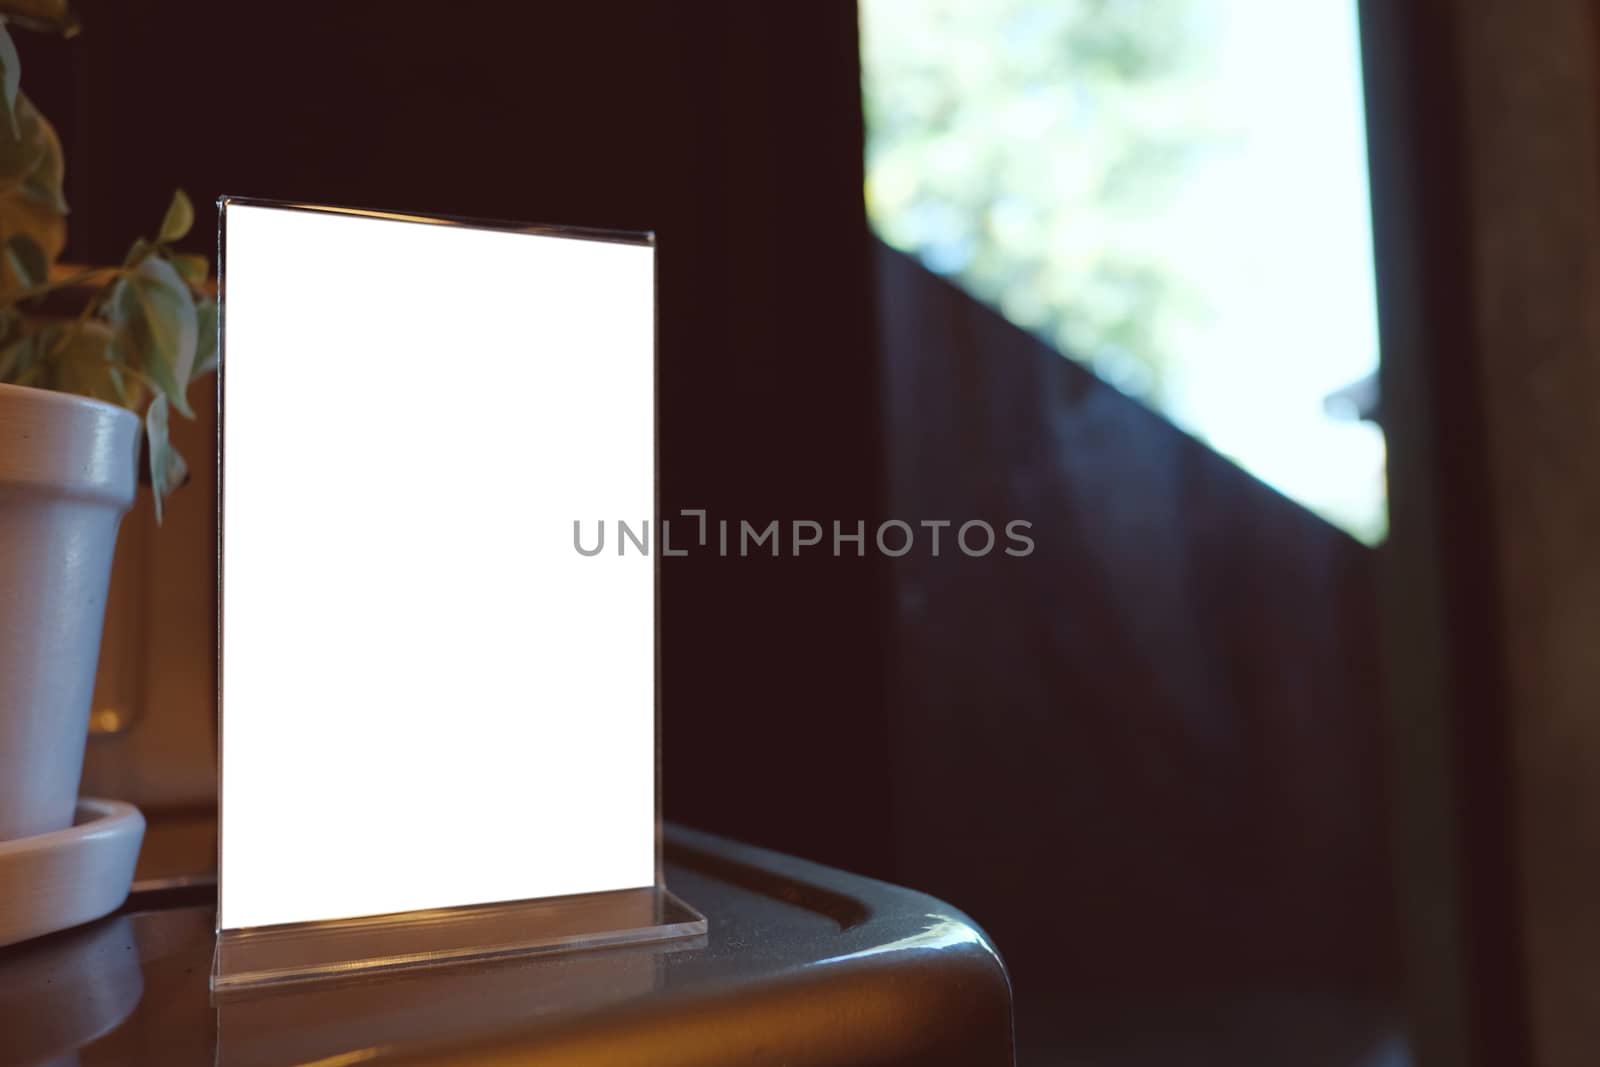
[212,198,702,993]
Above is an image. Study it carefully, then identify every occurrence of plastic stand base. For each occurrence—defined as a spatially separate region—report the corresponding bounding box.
[211,885,705,994]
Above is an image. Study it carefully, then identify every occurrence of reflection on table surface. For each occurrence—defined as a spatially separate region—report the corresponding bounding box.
[0,819,1016,1067]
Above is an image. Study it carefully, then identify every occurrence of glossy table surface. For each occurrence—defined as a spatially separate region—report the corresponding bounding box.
[0,822,1014,1066]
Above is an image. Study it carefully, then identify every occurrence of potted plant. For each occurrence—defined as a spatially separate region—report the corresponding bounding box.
[0,2,213,847]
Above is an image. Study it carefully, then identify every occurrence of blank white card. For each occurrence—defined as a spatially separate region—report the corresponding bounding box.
[220,202,656,930]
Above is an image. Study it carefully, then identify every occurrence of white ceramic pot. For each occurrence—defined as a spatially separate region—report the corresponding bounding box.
[0,382,140,841]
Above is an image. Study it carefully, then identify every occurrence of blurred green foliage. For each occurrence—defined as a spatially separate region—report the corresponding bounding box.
[861,0,1210,401]
[0,6,212,521]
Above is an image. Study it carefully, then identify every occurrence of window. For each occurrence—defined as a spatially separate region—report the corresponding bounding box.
[861,0,1385,543]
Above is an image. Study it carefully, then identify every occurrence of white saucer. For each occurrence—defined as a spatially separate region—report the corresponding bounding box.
[0,798,145,949]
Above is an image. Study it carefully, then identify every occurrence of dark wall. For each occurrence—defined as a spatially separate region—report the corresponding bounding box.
[876,244,1394,999]
[26,0,894,877]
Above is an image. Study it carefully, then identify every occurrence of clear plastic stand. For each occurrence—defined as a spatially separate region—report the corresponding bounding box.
[213,198,699,993]
[212,886,705,992]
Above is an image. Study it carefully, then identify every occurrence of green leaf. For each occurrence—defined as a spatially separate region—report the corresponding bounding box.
[0,321,123,402]
[170,251,208,288]
[0,90,41,180]
[46,320,122,405]
[143,392,187,523]
[158,189,193,244]
[0,22,19,138]
[0,303,19,347]
[0,328,33,382]
[192,297,217,379]
[0,2,81,36]
[108,256,198,418]
[17,103,66,213]
[0,95,65,271]
[4,233,45,287]
[0,92,67,214]
[122,236,153,268]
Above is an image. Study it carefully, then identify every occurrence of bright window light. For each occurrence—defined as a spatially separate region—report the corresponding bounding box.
[861,0,1386,543]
